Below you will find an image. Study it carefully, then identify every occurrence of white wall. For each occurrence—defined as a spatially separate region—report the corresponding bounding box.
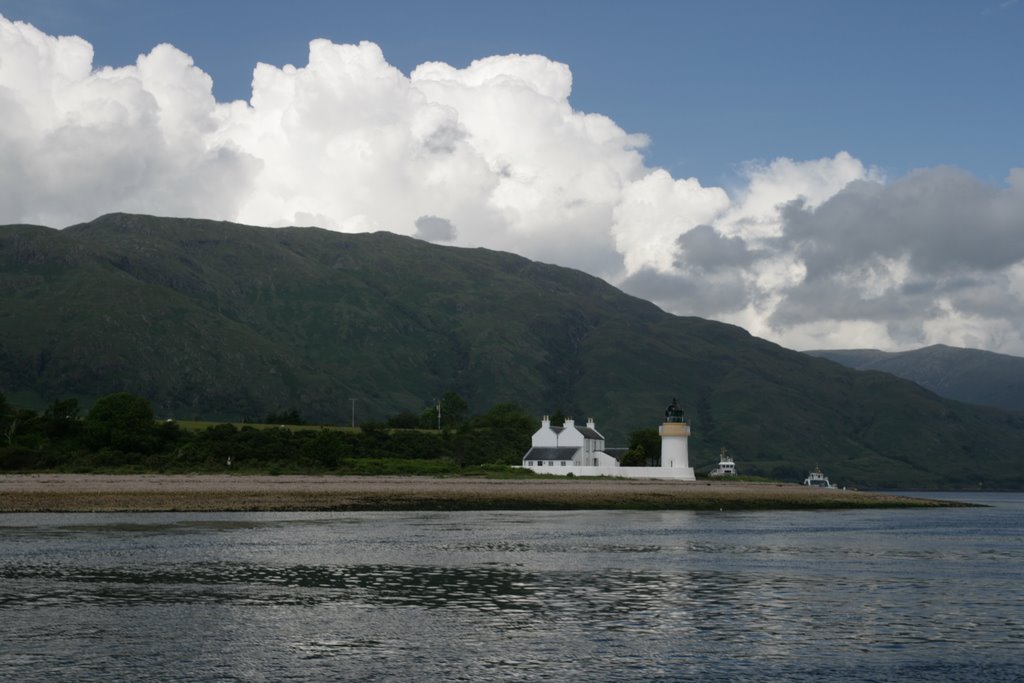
[558,419,584,448]
[530,417,559,447]
[519,464,696,480]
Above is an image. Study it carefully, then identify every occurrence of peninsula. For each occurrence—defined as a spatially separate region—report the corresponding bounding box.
[0,475,964,512]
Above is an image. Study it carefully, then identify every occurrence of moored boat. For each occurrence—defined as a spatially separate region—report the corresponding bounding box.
[803,465,837,488]
[708,447,737,477]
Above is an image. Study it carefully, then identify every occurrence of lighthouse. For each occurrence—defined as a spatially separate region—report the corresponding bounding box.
[659,397,694,478]
[519,400,695,480]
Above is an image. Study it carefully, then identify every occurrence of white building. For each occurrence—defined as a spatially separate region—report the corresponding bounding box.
[520,399,696,480]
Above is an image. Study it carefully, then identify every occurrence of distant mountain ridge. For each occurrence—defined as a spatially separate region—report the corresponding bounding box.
[3,213,1024,489]
[805,345,1024,413]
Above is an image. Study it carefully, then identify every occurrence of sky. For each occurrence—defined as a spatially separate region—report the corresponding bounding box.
[1,0,1023,354]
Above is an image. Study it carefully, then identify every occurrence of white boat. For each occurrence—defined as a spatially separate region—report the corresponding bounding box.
[709,448,736,477]
[803,465,837,488]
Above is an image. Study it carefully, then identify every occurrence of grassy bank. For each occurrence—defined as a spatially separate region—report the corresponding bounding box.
[0,475,970,513]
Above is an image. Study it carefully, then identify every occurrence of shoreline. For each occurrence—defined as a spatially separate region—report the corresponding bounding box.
[0,474,970,512]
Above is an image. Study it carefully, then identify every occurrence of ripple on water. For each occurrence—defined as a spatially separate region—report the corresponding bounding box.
[1,505,1023,681]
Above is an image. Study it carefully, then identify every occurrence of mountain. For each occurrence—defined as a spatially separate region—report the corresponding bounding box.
[3,213,1024,489]
[805,346,1024,413]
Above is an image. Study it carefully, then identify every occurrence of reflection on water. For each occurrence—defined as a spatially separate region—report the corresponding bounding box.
[1,495,1022,681]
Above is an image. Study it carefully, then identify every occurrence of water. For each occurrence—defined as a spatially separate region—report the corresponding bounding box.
[1,493,1022,682]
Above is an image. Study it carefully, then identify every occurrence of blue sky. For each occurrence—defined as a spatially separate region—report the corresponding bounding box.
[2,1,1024,354]
[5,0,1021,185]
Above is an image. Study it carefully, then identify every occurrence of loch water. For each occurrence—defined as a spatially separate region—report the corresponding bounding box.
[1,492,1022,682]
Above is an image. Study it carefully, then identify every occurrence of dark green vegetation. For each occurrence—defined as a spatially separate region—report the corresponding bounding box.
[0,391,533,476]
[3,213,1024,489]
[806,345,1024,413]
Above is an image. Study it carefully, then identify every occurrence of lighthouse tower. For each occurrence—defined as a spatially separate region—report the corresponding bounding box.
[659,398,695,479]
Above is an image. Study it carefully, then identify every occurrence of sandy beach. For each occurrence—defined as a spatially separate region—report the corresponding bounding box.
[0,474,962,512]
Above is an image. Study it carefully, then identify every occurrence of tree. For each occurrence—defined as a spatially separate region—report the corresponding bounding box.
[418,404,440,430]
[0,392,13,445]
[155,419,184,449]
[549,408,568,426]
[473,403,534,433]
[469,403,535,465]
[263,408,306,425]
[438,392,469,429]
[386,412,421,429]
[621,444,646,466]
[628,427,661,467]
[84,393,157,453]
[425,393,468,430]
[43,398,81,437]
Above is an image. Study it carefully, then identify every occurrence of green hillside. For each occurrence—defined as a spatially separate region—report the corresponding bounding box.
[2,213,1023,489]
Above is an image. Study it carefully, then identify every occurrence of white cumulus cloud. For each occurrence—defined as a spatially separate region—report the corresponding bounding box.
[3,14,1024,355]
[0,17,256,226]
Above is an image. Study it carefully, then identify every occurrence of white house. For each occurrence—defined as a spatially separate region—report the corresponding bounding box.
[520,399,696,480]
[522,416,621,469]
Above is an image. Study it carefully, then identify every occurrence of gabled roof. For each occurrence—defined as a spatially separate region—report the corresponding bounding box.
[603,448,629,463]
[576,426,604,440]
[523,446,579,462]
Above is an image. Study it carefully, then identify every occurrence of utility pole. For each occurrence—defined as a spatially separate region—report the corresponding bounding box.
[350,398,356,428]
[436,398,442,431]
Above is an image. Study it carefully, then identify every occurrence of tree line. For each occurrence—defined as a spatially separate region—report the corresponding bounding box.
[0,390,669,475]
[0,391,536,475]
